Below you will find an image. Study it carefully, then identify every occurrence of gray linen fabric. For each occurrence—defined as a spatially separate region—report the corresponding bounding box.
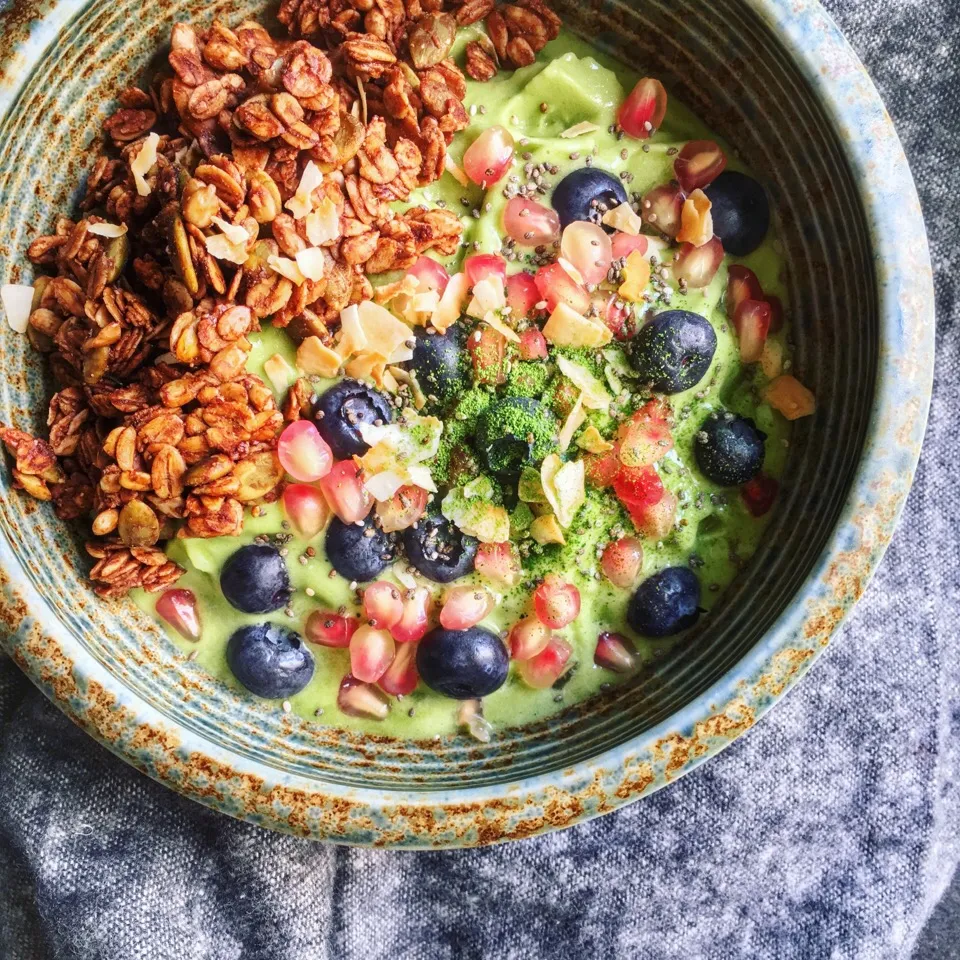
[1,0,957,957]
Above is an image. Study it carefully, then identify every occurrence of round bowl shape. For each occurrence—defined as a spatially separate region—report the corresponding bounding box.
[0,0,933,846]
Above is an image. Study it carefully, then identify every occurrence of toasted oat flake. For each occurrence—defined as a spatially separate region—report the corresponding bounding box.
[131,132,160,197]
[1,284,33,333]
[87,222,129,238]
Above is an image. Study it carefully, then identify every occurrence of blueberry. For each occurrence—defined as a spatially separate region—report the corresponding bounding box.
[313,379,393,460]
[704,172,770,256]
[551,167,628,230]
[403,513,477,583]
[409,324,469,409]
[694,411,766,486]
[627,567,701,638]
[220,544,291,614]
[475,397,558,477]
[226,622,314,699]
[629,310,717,394]
[416,626,509,699]
[325,514,397,582]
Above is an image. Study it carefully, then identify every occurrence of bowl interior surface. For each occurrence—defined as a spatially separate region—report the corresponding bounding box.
[0,0,876,795]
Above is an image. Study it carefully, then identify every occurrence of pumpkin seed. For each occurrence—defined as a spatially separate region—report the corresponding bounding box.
[118,500,161,547]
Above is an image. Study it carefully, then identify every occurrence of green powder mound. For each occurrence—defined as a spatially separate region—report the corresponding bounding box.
[452,386,492,423]
[476,397,559,475]
[554,345,607,379]
[505,360,552,399]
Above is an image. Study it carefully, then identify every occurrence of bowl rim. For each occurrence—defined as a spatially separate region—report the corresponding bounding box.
[0,0,934,846]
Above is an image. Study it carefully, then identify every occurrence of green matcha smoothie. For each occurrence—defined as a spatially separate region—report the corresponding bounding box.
[135,29,794,738]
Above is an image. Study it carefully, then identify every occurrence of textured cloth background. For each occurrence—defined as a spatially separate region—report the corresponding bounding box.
[1,0,957,957]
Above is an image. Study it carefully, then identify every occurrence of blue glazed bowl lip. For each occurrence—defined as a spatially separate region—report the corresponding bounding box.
[0,0,935,845]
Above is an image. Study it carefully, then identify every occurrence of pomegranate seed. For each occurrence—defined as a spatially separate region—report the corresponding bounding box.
[735,299,772,363]
[613,464,664,509]
[601,537,644,588]
[641,183,685,238]
[282,483,330,539]
[726,265,764,318]
[503,196,560,246]
[533,575,581,629]
[475,541,522,587]
[628,487,677,539]
[766,294,784,334]
[338,674,389,720]
[741,473,779,516]
[391,586,432,643]
[618,77,667,139]
[468,324,508,386]
[440,585,494,630]
[584,447,621,488]
[363,580,404,629]
[376,484,427,533]
[673,140,727,193]
[611,232,649,260]
[409,255,450,295]
[349,624,395,683]
[462,124,515,187]
[508,616,551,660]
[517,635,573,689]
[602,294,631,339]
[277,420,333,483]
[617,400,673,467]
[506,271,541,319]
[464,253,507,288]
[560,221,613,286]
[305,609,358,648]
[378,641,419,696]
[319,459,372,524]
[594,631,638,673]
[671,237,724,289]
[534,262,590,314]
[156,588,201,640]
[518,327,548,361]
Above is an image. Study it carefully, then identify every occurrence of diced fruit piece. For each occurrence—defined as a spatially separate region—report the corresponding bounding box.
[518,326,548,360]
[641,183,685,239]
[766,295,784,334]
[349,624,395,683]
[704,171,770,256]
[282,483,330,539]
[584,447,621,488]
[676,189,714,247]
[463,125,514,186]
[694,411,765,486]
[377,641,419,696]
[726,265,764,318]
[506,272,541,319]
[629,310,717,394]
[760,339,784,379]
[613,464,664,509]
[627,566,701,637]
[764,375,816,420]
[671,237,724,289]
[325,514,396,582]
[376,484,428,533]
[475,541,522,587]
[362,580,404,629]
[517,635,573,689]
[468,324,508,386]
[594,631,638,673]
[628,488,677,539]
[464,252,508,288]
[530,514,565,545]
[391,586,432,643]
[403,513,478,583]
[508,616,551,661]
[560,221,613,285]
[601,537,644,588]
[417,626,509,699]
[617,400,674,467]
[409,255,450,295]
[156,588,201,641]
[534,262,590,314]
[504,196,561,246]
[305,609,358,648]
[674,140,727,193]
[277,420,333,483]
[338,674,390,719]
[734,299,771,363]
[220,544,291,614]
[618,77,667,139]
[440,585,495,630]
[741,473,779,517]
[533,575,581,629]
[618,249,652,303]
[551,167,628,229]
[313,379,393,460]
[611,232,649,260]
[226,623,314,699]
[320,459,373,524]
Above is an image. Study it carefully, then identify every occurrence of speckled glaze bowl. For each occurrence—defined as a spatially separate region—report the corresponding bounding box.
[0,0,933,846]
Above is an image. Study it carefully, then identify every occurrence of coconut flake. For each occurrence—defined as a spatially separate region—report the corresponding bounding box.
[556,355,611,410]
[482,310,521,343]
[336,304,368,358]
[263,353,297,393]
[444,153,471,188]
[130,132,160,197]
[295,247,326,282]
[541,453,585,528]
[560,121,601,139]
[466,275,507,319]
[2,284,34,333]
[267,255,306,285]
[557,393,586,452]
[211,217,248,245]
[305,198,340,245]
[577,424,613,454]
[602,201,644,235]
[297,336,341,377]
[357,300,414,360]
[543,302,612,348]
[285,160,324,219]
[430,271,469,333]
[87,222,128,238]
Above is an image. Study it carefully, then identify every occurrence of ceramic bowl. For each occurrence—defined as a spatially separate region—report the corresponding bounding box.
[0,0,933,846]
